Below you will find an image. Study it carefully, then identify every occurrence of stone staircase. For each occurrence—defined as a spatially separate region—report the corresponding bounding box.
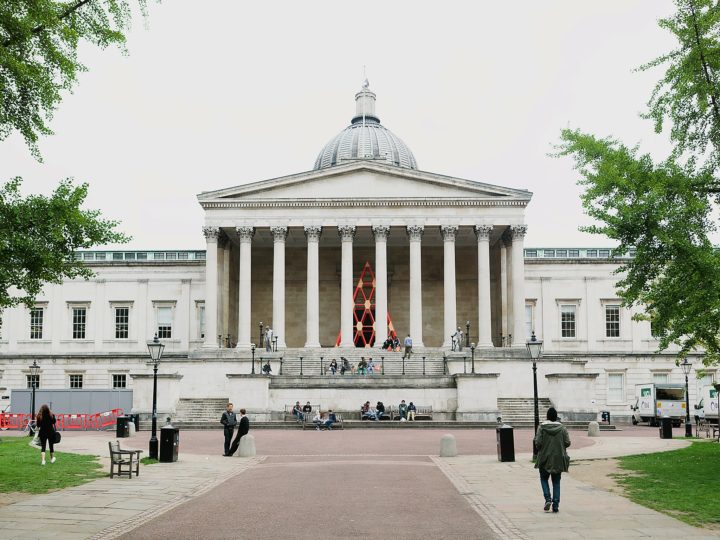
[277,348,447,376]
[171,397,229,429]
[497,397,554,427]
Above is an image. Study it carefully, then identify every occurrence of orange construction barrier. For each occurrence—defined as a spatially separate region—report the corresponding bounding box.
[0,413,30,430]
[60,414,89,431]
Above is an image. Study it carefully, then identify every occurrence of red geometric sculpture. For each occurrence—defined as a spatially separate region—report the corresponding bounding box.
[335,261,397,347]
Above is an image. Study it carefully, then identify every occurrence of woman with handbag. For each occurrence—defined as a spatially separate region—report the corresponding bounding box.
[36,404,57,465]
[534,407,571,513]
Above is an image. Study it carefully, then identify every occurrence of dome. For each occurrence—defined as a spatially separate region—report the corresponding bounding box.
[314,83,417,170]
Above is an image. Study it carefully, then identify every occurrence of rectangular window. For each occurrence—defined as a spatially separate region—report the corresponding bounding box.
[115,307,129,339]
[525,250,537,258]
[556,249,567,258]
[653,373,669,384]
[72,307,87,339]
[26,374,40,389]
[525,305,533,339]
[112,374,127,389]
[199,306,206,339]
[30,308,44,339]
[157,306,173,339]
[560,305,576,338]
[599,249,610,258]
[568,249,579,258]
[605,305,620,338]
[544,249,555,258]
[69,374,83,389]
[607,373,625,403]
[587,249,598,257]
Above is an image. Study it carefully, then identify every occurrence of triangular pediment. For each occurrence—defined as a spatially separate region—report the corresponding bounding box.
[198,161,531,206]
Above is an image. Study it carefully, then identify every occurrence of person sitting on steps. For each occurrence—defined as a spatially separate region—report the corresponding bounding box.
[329,359,338,375]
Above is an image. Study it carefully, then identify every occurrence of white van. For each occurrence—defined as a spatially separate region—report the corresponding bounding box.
[631,383,686,427]
[694,385,719,422]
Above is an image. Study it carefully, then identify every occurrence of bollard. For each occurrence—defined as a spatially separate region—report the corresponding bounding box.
[238,434,256,457]
[587,421,600,437]
[439,434,457,457]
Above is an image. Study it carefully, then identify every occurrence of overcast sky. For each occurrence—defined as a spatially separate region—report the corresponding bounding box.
[0,0,679,249]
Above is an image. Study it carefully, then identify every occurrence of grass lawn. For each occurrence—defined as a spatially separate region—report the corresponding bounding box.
[140,457,158,465]
[616,441,720,528]
[0,436,104,494]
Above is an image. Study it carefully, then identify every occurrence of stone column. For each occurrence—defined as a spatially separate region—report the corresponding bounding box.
[510,225,527,347]
[338,225,356,347]
[441,225,458,347]
[202,226,220,348]
[271,226,288,349]
[475,225,494,347]
[220,234,231,339]
[304,226,322,348]
[502,231,513,343]
[372,225,390,346]
[236,226,254,349]
[407,225,425,347]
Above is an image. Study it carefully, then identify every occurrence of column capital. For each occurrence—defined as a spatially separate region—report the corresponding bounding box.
[406,224,424,241]
[202,226,221,240]
[338,225,356,241]
[474,224,493,240]
[510,225,528,239]
[372,225,391,241]
[304,225,322,241]
[440,225,459,241]
[270,226,288,242]
[236,226,255,242]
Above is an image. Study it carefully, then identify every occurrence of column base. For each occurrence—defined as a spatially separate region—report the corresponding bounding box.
[201,342,219,349]
[339,341,354,348]
[304,342,321,348]
[235,342,254,349]
[476,341,494,348]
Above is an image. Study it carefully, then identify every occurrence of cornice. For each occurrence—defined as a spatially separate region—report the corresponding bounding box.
[201,198,529,210]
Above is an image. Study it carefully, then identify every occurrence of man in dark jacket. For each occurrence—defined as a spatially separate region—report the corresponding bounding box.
[534,407,571,513]
[228,408,250,456]
[220,403,237,456]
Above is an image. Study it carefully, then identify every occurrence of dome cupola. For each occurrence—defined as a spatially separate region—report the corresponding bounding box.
[313,81,417,170]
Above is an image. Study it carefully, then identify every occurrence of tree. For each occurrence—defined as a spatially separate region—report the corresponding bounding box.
[1,0,149,159]
[0,177,129,309]
[556,0,720,366]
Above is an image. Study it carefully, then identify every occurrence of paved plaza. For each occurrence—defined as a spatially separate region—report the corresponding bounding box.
[1,428,718,539]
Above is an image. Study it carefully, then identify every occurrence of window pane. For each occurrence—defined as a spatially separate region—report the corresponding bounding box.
[568,249,579,257]
[72,307,86,339]
[30,308,44,339]
[69,374,83,389]
[560,305,576,338]
[112,374,127,389]
[608,373,624,402]
[524,305,533,339]
[157,307,172,338]
[556,249,567,258]
[26,375,40,389]
[653,373,669,384]
[115,307,129,339]
[199,306,206,339]
[605,305,620,338]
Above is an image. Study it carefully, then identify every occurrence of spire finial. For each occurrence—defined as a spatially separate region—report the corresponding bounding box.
[362,65,369,89]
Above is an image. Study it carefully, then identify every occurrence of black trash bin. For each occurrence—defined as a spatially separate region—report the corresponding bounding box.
[496,424,515,462]
[659,416,673,439]
[116,416,130,438]
[160,421,179,463]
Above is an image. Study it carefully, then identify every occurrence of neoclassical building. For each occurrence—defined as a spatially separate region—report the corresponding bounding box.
[0,84,712,424]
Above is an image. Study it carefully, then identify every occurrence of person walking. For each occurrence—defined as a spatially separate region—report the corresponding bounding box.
[228,408,250,456]
[534,407,571,513]
[403,334,413,360]
[36,404,57,465]
[220,403,237,456]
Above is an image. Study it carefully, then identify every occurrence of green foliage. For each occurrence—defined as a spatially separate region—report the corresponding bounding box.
[556,130,720,364]
[0,176,129,309]
[640,0,720,173]
[556,0,720,365]
[616,442,720,527]
[140,457,158,465]
[0,0,150,159]
[0,436,104,493]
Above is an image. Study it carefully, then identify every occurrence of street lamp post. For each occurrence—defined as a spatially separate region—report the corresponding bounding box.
[680,359,693,438]
[466,321,470,349]
[251,344,256,374]
[147,335,165,460]
[29,359,40,430]
[259,322,264,349]
[526,331,544,460]
[470,343,476,374]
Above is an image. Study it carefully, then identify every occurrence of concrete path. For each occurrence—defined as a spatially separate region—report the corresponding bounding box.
[1,430,718,539]
[435,437,719,540]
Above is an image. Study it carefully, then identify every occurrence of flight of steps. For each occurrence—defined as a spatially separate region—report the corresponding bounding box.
[278,348,447,376]
[497,397,554,427]
[172,398,230,429]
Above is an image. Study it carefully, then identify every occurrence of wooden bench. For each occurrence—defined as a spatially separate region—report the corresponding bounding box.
[360,406,393,421]
[284,404,320,422]
[303,413,344,430]
[400,405,432,421]
[108,440,142,479]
